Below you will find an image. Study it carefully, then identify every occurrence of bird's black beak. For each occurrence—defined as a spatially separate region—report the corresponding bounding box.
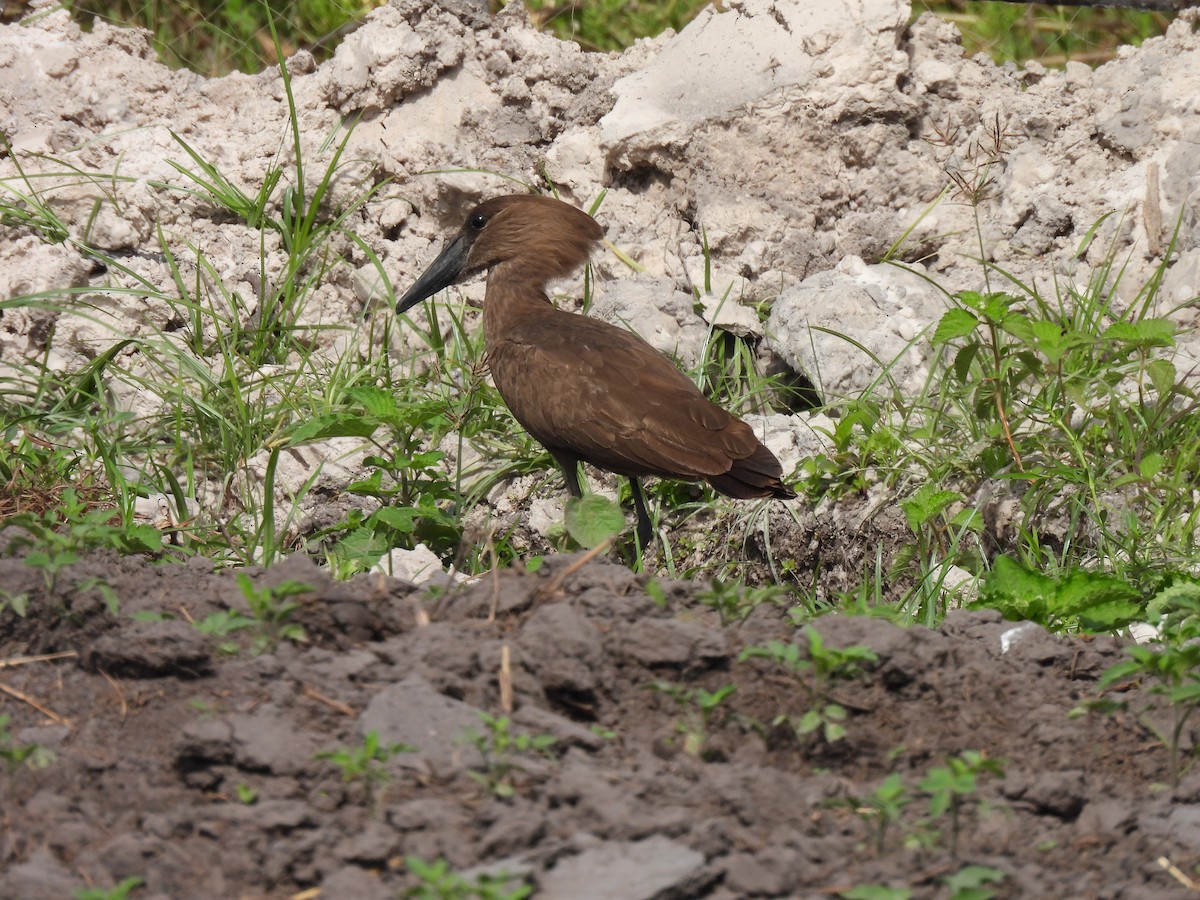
[395,232,471,314]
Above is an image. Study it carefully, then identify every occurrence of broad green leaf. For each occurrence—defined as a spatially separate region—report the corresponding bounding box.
[287,412,379,444]
[839,887,913,900]
[1102,318,1175,347]
[1147,358,1176,396]
[953,341,982,381]
[113,523,164,554]
[564,495,626,549]
[348,385,401,419]
[372,506,421,533]
[932,308,980,345]
[1138,452,1165,480]
[1076,599,1143,630]
[796,709,823,735]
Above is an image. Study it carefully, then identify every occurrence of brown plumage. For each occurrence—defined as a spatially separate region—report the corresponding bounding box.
[396,194,795,548]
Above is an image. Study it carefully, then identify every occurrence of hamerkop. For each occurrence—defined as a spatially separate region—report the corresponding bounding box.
[395,194,796,549]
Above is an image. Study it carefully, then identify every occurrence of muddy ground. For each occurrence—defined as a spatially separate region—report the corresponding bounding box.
[0,549,1196,898]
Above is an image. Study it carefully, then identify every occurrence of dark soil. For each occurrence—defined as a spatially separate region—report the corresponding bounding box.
[1,550,1196,899]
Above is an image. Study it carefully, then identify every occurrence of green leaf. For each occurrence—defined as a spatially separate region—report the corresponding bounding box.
[1076,599,1144,630]
[1096,658,1145,690]
[980,292,1017,325]
[796,709,823,735]
[999,311,1035,345]
[371,506,421,533]
[1167,681,1200,704]
[933,308,980,345]
[1056,571,1140,612]
[975,555,1055,620]
[840,885,913,900]
[824,721,847,742]
[113,523,164,554]
[952,341,982,382]
[900,484,962,531]
[564,495,626,548]
[287,412,379,444]
[1027,320,1073,363]
[1102,318,1175,348]
[1146,358,1176,396]
[349,385,402,421]
[1139,452,1165,480]
[9,593,29,617]
[944,864,1006,900]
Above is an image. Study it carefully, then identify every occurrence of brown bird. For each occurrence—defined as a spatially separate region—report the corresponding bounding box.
[395,194,795,549]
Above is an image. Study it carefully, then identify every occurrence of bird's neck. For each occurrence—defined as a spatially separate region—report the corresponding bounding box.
[482,268,558,348]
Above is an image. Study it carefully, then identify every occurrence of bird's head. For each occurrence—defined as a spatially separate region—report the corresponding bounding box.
[395,194,604,314]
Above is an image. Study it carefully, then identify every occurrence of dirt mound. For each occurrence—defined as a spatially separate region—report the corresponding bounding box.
[1,551,1193,898]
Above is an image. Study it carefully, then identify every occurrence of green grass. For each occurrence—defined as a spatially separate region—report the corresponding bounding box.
[67,0,390,76]
[913,1,1175,67]
[57,1,1174,75]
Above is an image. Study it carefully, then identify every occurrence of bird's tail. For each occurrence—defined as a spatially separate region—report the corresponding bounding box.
[707,444,797,500]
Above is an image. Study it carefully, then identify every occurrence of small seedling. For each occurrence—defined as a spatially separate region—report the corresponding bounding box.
[72,876,144,900]
[21,540,78,599]
[0,589,29,617]
[942,865,1007,900]
[403,855,532,899]
[1096,642,1200,787]
[192,608,258,656]
[460,712,557,799]
[739,628,877,743]
[316,730,415,807]
[643,577,668,608]
[918,751,1005,856]
[0,714,54,773]
[234,784,258,804]
[646,681,736,759]
[195,574,311,654]
[847,772,913,857]
[1086,582,1200,787]
[590,724,618,741]
[696,577,788,625]
[75,576,121,616]
[5,489,161,600]
[235,573,310,652]
[839,886,911,900]
[187,698,220,719]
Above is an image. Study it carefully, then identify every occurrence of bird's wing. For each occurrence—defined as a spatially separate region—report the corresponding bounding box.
[487,313,762,480]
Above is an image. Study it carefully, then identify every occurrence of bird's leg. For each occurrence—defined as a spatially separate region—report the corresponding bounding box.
[548,449,584,498]
[628,477,654,552]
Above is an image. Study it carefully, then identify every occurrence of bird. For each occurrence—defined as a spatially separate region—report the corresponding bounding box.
[395,193,795,551]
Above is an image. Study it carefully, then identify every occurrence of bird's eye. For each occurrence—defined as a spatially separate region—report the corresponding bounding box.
[469,212,488,230]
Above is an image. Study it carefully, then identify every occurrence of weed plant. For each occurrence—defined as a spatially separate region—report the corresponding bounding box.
[0,714,55,773]
[0,36,517,575]
[1081,582,1200,786]
[459,712,557,799]
[646,681,737,759]
[739,629,878,744]
[72,876,144,900]
[793,186,1200,629]
[317,729,415,808]
[403,855,532,900]
[840,751,1005,862]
